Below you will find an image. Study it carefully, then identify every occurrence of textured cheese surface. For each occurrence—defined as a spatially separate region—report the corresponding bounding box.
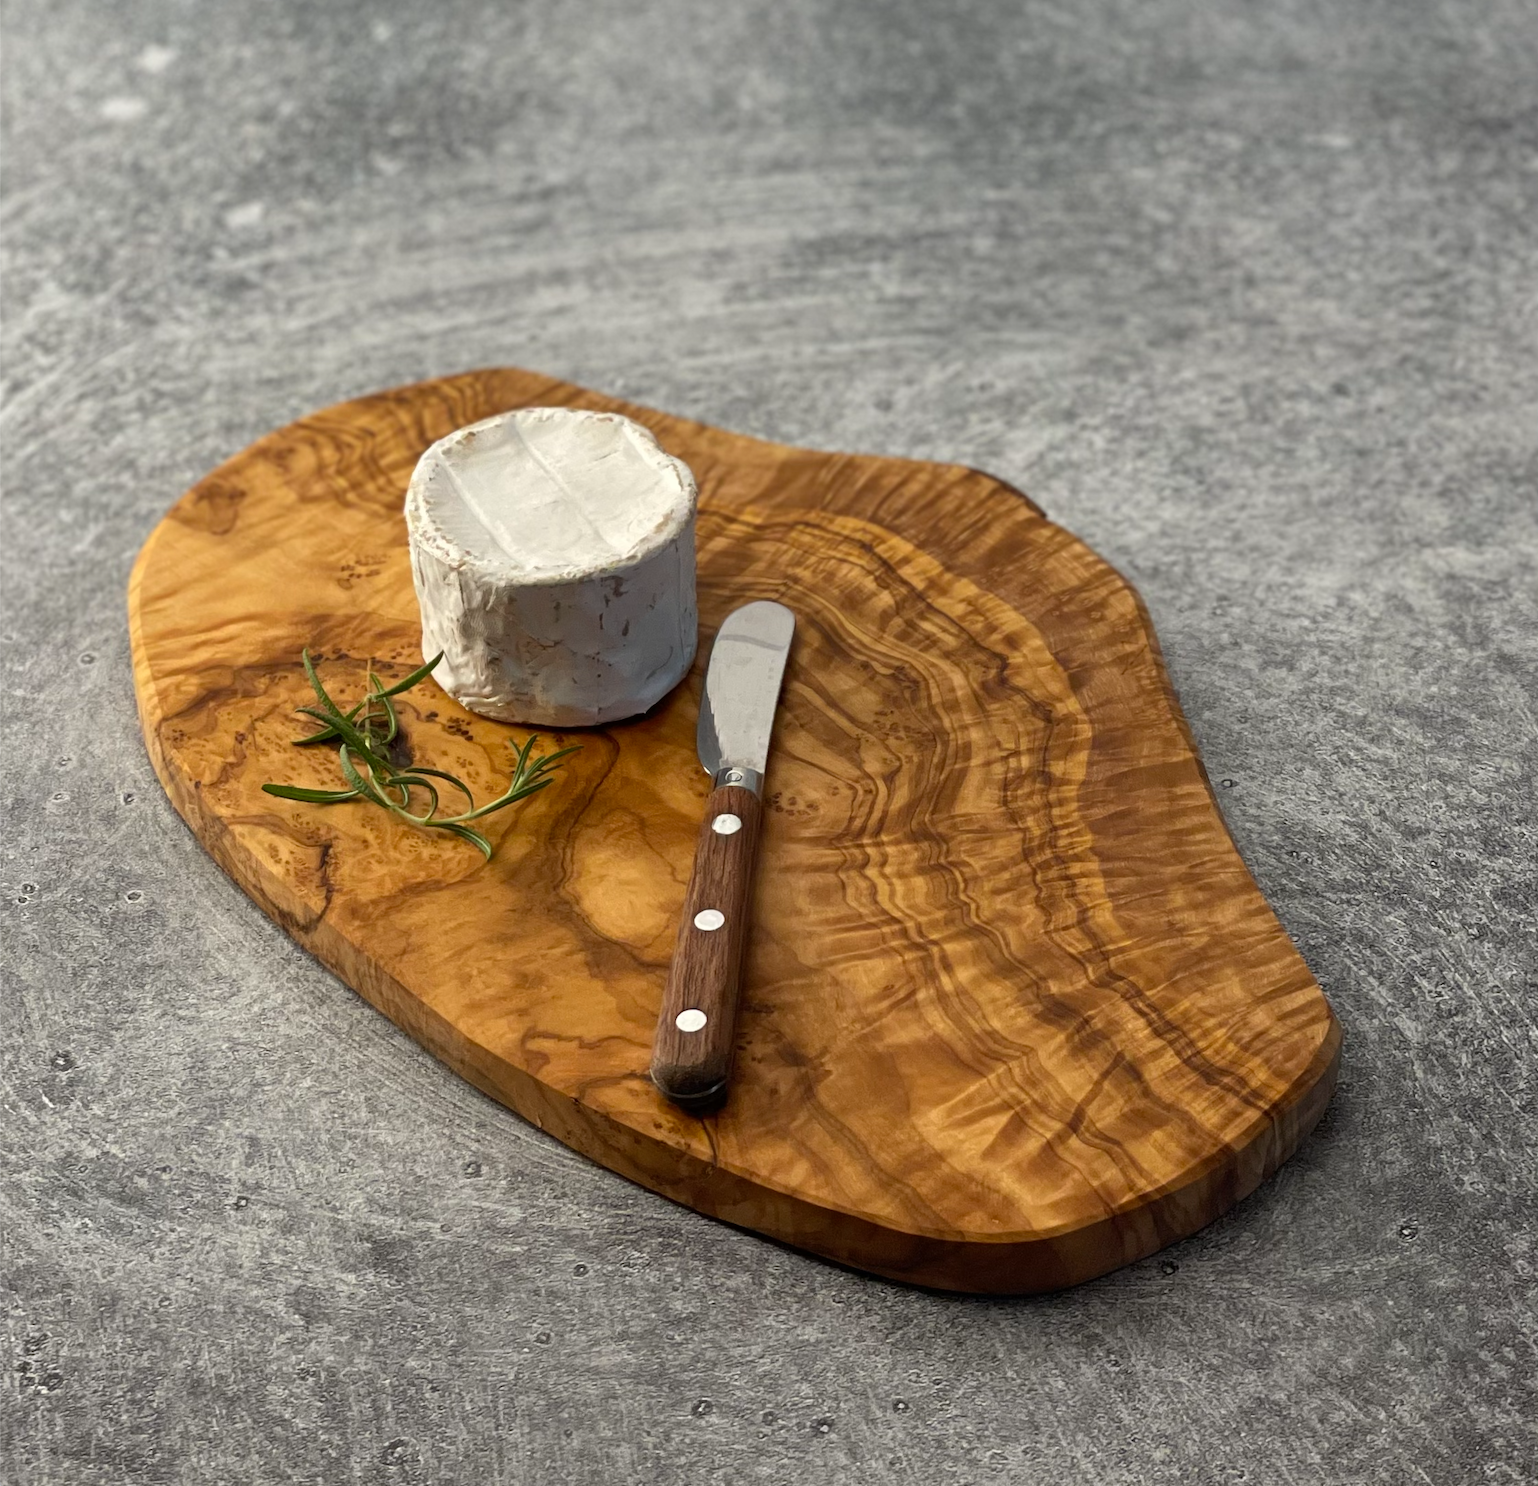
[409,408,692,583]
[405,407,698,727]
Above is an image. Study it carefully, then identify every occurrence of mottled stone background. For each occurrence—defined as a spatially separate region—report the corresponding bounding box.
[3,1,1534,1482]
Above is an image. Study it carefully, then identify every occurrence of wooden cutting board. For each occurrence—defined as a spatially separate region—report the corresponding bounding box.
[128,368,1339,1293]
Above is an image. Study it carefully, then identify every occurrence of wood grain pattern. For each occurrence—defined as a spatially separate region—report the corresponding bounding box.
[127,367,1340,1294]
[651,783,766,1109]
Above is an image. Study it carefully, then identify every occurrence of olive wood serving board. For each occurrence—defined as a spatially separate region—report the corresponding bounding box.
[128,368,1339,1293]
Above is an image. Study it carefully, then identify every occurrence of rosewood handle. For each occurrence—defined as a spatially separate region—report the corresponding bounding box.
[650,783,765,1111]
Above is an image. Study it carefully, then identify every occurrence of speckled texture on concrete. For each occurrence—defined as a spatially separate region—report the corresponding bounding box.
[3,2,1535,1482]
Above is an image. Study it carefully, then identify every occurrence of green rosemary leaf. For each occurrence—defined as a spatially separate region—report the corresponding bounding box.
[404,766,476,806]
[366,672,400,746]
[293,723,346,746]
[301,648,347,721]
[261,784,362,803]
[334,741,379,801]
[335,743,402,813]
[292,705,349,746]
[385,772,442,820]
[446,781,549,824]
[433,821,494,860]
[379,653,444,699]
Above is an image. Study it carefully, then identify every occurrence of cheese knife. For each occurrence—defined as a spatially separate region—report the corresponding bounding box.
[651,599,796,1111]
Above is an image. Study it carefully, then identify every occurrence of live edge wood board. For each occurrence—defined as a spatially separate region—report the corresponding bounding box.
[128,368,1340,1294]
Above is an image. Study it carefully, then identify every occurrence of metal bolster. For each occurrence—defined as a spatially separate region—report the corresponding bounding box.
[713,765,763,796]
[657,1075,728,1114]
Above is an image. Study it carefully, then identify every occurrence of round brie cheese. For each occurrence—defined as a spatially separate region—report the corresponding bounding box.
[405,407,698,727]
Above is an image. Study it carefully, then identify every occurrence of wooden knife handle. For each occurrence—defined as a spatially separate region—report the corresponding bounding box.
[651,784,765,1111]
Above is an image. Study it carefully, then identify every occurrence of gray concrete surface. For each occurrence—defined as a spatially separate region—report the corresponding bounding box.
[3,1,1535,1481]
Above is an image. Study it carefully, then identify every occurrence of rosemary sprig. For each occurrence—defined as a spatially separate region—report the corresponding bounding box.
[262,649,579,859]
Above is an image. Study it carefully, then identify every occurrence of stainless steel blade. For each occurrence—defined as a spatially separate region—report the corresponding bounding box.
[696,600,795,791]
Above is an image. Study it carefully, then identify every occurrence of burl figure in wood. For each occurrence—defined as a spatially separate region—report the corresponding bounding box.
[128,368,1340,1293]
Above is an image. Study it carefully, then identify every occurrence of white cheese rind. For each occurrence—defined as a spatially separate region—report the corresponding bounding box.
[404,407,698,727]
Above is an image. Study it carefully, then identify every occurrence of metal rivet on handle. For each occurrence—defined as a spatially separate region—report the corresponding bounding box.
[694,909,725,931]
[712,813,742,836]
[675,1009,708,1033]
